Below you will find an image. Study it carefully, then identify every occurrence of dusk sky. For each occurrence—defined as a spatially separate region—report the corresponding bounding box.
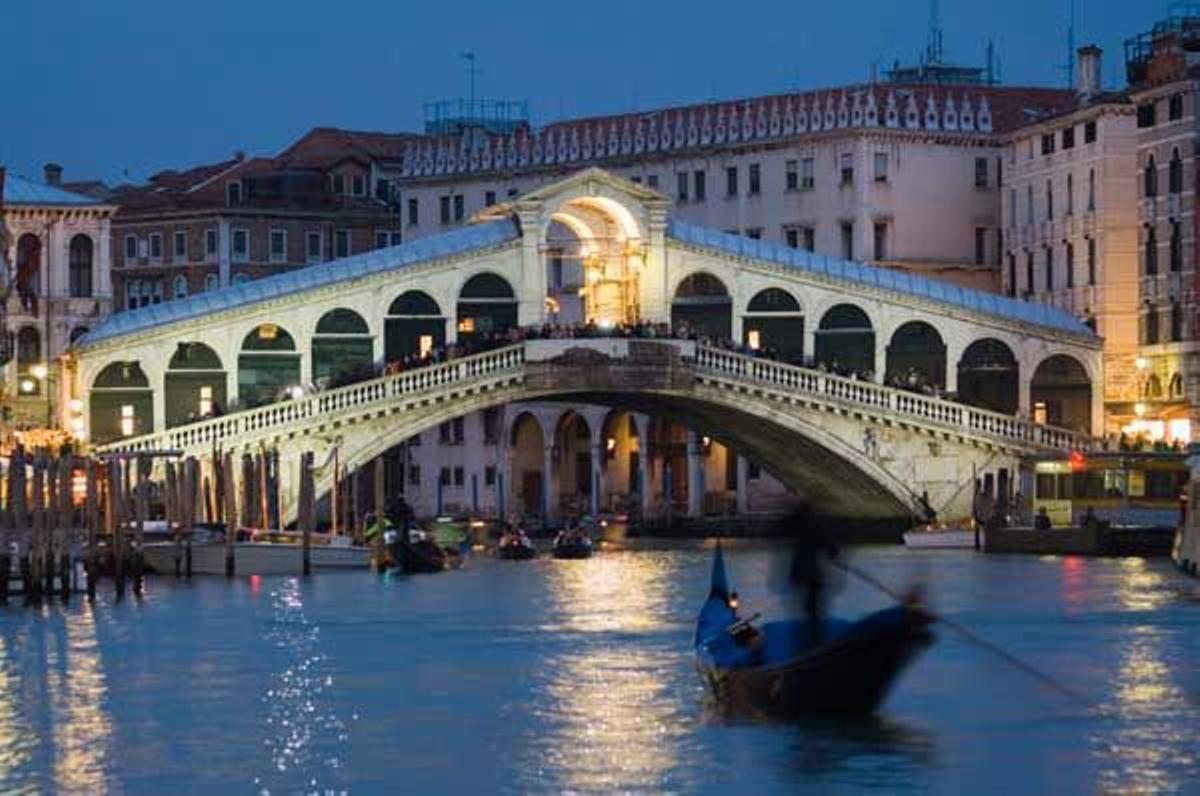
[0,0,1165,185]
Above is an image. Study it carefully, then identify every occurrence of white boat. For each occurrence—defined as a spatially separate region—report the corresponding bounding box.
[902,527,979,549]
[1173,524,1200,577]
[142,537,371,576]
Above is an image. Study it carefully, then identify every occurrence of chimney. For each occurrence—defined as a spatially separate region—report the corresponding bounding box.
[43,162,63,187]
[1077,45,1101,99]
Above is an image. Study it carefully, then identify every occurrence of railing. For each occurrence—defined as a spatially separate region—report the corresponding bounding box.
[692,346,1093,452]
[97,344,528,454]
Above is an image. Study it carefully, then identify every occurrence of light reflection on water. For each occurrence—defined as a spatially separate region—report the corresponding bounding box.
[0,546,1195,794]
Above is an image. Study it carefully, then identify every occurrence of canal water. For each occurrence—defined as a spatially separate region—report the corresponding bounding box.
[1,543,1198,794]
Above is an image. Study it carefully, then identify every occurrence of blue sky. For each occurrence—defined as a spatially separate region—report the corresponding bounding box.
[0,0,1165,184]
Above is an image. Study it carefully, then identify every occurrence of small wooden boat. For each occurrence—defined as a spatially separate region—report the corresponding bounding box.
[552,531,594,559]
[497,532,537,560]
[695,545,933,717]
[386,529,464,574]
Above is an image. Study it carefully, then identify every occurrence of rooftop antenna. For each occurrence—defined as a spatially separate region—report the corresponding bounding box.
[1056,0,1076,88]
[460,51,482,116]
[926,0,944,66]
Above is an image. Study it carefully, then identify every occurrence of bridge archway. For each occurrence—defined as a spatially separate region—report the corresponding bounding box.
[385,290,445,363]
[313,308,373,387]
[509,411,547,517]
[815,304,874,375]
[1031,354,1092,432]
[457,273,517,345]
[553,411,593,517]
[743,288,804,362]
[166,342,226,428]
[957,338,1018,414]
[671,272,732,340]
[600,410,641,507]
[90,362,153,444]
[886,321,946,391]
[238,324,300,409]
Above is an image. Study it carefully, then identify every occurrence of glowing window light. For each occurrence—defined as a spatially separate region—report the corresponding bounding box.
[419,335,435,358]
[120,405,135,437]
[747,330,761,350]
[199,385,213,416]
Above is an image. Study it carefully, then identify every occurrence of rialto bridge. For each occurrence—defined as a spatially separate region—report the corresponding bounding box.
[69,169,1103,526]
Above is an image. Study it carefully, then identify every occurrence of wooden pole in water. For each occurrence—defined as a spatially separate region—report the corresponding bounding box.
[132,455,149,596]
[11,448,30,598]
[301,451,313,576]
[57,457,73,600]
[108,457,126,601]
[0,456,9,605]
[223,452,237,577]
[165,460,180,577]
[86,460,99,602]
[331,449,339,536]
[271,448,282,534]
[373,456,386,571]
[183,457,198,577]
[44,454,58,597]
[257,446,269,532]
[30,452,46,604]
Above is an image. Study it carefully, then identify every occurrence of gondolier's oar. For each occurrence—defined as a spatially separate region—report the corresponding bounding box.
[830,558,1090,704]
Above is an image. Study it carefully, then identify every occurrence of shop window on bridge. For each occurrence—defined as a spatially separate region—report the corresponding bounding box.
[885,321,946,392]
[1030,354,1092,433]
[671,272,732,341]
[313,308,373,388]
[456,273,517,347]
[743,287,803,362]
[90,361,153,444]
[386,290,445,363]
[238,324,301,409]
[815,304,874,376]
[166,342,227,428]
[957,338,1019,415]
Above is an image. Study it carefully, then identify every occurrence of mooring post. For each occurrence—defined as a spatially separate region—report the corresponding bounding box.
[184,457,198,578]
[301,452,313,577]
[0,456,10,604]
[165,460,180,577]
[110,457,126,601]
[30,452,46,604]
[86,460,99,602]
[223,452,237,577]
[57,457,73,600]
[12,448,30,600]
[373,457,386,572]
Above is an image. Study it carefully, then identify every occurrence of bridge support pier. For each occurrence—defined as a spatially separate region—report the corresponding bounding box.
[542,443,555,523]
[589,441,603,517]
[736,455,749,515]
[687,430,705,518]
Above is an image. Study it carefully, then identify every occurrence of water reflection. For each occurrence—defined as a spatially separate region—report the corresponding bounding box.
[0,633,34,787]
[49,609,115,794]
[256,578,349,794]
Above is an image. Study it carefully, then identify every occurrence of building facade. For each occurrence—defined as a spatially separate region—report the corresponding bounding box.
[0,167,115,433]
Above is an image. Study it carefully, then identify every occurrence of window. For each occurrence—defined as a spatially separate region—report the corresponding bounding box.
[453,194,464,221]
[1025,252,1034,294]
[748,163,761,194]
[375,178,390,201]
[68,234,93,298]
[745,228,762,240]
[1087,238,1096,286]
[722,166,738,197]
[1044,247,1054,291]
[1084,120,1097,143]
[440,195,451,224]
[974,157,988,188]
[631,175,642,184]
[1007,254,1017,297]
[334,229,351,258]
[748,462,761,480]
[1171,301,1183,342]
[306,231,322,263]
[1170,149,1183,194]
[1145,155,1158,198]
[352,175,366,197]
[874,222,888,260]
[173,275,188,299]
[646,174,659,189]
[676,172,688,202]
[485,466,496,486]
[974,227,986,266]
[226,181,242,206]
[485,190,496,207]
[507,187,519,197]
[375,230,390,250]
[1066,174,1074,216]
[1065,242,1075,288]
[1026,185,1034,224]
[802,226,815,251]
[409,465,420,486]
[120,405,135,438]
[785,228,799,248]
[149,232,163,262]
[1170,93,1184,121]
[693,170,706,201]
[874,152,889,182]
[453,466,464,487]
[1046,180,1054,220]
[483,408,501,444]
[269,229,287,263]
[331,174,346,195]
[199,385,213,417]
[800,157,814,189]
[1009,188,1017,221]
[1171,220,1182,272]
[205,229,218,261]
[1041,133,1056,155]
[124,234,138,262]
[231,229,249,262]
[1137,103,1157,128]
[1088,169,1096,212]
[439,466,450,486]
[205,274,219,292]
[784,161,797,191]
[439,422,451,444]
[1062,126,1075,149]
[453,417,464,444]
[1145,303,1160,344]
[173,231,187,262]
[840,221,853,259]
[1145,225,1158,275]
[839,153,853,185]
[408,198,419,225]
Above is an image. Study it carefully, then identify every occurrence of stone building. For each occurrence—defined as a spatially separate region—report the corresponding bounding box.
[0,166,116,431]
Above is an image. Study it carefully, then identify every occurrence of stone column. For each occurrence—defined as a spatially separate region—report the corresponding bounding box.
[634,414,652,521]
[590,440,603,517]
[686,430,705,518]
[874,342,887,383]
[516,207,547,327]
[1019,372,1033,419]
[736,454,750,515]
[542,443,555,522]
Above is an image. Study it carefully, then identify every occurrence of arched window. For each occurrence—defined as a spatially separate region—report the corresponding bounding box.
[1030,354,1092,432]
[313,308,373,387]
[238,324,300,408]
[1066,173,1074,216]
[16,326,39,367]
[16,234,41,310]
[957,338,1019,414]
[671,272,732,340]
[166,342,226,427]
[68,326,90,345]
[746,288,800,313]
[1145,154,1158,198]
[885,321,946,390]
[90,361,154,443]
[1170,148,1183,194]
[743,288,803,360]
[173,275,189,299]
[1087,168,1096,211]
[456,273,518,343]
[386,290,445,361]
[815,304,874,375]
[68,234,93,297]
[1170,373,1185,399]
[204,274,220,292]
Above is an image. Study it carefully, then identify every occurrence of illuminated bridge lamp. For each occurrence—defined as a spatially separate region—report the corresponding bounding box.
[30,363,48,380]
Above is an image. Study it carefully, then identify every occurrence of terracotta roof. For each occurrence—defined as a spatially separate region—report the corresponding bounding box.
[278,127,424,167]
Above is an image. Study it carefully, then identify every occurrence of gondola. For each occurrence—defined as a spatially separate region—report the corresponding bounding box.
[497,532,538,560]
[386,529,464,574]
[694,545,933,717]
[552,531,594,559]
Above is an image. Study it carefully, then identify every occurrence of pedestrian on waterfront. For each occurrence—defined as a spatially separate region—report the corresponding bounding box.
[1034,506,1052,531]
